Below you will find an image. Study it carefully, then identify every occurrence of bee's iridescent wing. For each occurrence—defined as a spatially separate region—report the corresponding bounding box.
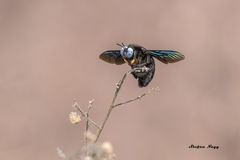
[149,50,185,64]
[99,50,125,65]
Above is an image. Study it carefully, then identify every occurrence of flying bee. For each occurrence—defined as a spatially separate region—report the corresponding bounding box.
[99,43,185,87]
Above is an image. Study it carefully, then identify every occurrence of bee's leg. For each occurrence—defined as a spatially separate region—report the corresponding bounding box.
[135,62,147,68]
[138,68,155,87]
[133,55,151,69]
[138,60,155,87]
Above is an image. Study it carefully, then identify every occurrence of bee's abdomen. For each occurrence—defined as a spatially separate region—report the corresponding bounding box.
[132,56,155,87]
[138,69,155,87]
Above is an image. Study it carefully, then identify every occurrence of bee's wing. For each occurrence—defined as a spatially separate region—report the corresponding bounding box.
[149,50,185,64]
[99,50,125,65]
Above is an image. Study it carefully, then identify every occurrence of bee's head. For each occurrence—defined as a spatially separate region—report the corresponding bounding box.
[116,43,134,59]
[120,46,134,59]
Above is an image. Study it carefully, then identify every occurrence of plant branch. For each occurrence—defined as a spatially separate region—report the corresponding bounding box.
[73,102,101,129]
[113,86,160,108]
[113,93,147,108]
[94,70,133,142]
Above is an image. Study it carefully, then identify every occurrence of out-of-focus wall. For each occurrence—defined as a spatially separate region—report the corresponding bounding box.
[0,0,239,160]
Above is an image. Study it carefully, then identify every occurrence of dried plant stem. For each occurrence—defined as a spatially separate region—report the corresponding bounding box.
[64,68,158,160]
[85,104,92,155]
[113,93,147,108]
[94,70,131,142]
[94,68,159,142]
[73,102,101,129]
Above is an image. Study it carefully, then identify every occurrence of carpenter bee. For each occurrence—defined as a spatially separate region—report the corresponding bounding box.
[99,43,185,87]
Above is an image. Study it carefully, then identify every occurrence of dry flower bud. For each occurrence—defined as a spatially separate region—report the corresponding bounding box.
[72,102,78,108]
[84,131,97,142]
[56,147,66,159]
[116,83,120,89]
[88,99,95,105]
[101,142,113,155]
[69,112,81,124]
[81,141,115,160]
[84,156,92,160]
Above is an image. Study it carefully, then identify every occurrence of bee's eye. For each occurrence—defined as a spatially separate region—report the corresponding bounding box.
[120,47,133,58]
[127,48,133,57]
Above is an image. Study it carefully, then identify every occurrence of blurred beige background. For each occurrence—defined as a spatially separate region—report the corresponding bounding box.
[0,0,239,160]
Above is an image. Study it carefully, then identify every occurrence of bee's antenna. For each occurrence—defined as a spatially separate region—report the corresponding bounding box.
[116,43,123,47]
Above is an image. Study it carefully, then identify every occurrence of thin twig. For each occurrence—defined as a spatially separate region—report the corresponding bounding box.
[66,68,157,159]
[85,100,93,156]
[113,86,160,108]
[94,70,133,142]
[113,93,147,108]
[73,102,101,129]
[85,101,93,139]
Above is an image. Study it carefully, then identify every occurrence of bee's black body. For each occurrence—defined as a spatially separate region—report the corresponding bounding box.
[131,56,155,87]
[127,44,155,87]
[99,44,184,87]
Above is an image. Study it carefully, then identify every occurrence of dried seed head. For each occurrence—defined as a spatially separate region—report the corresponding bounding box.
[83,156,92,160]
[69,112,81,124]
[72,102,78,108]
[84,131,97,142]
[81,142,115,160]
[88,99,95,105]
[56,147,67,159]
[101,142,113,155]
